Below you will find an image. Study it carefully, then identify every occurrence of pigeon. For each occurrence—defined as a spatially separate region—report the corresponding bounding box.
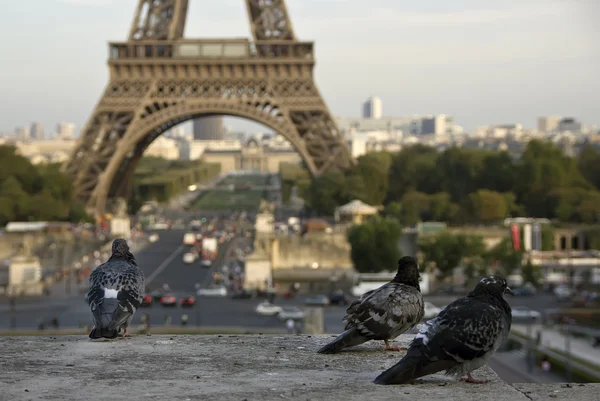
[374,275,513,385]
[86,238,145,339]
[317,256,424,354]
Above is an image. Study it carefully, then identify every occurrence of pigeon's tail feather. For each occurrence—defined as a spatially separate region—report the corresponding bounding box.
[90,298,121,339]
[374,345,456,385]
[317,327,367,354]
[89,326,118,339]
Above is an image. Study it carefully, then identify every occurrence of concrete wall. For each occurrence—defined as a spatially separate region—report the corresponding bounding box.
[272,233,352,270]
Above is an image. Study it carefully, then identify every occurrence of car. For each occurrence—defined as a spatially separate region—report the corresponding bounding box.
[255,301,283,316]
[304,295,330,306]
[183,252,197,264]
[231,290,254,299]
[511,306,541,321]
[511,285,537,296]
[160,294,177,307]
[201,259,212,267]
[150,289,165,301]
[180,296,195,307]
[183,232,197,245]
[329,290,350,306]
[197,286,227,297]
[278,307,305,321]
[141,294,153,307]
[423,302,441,320]
[148,233,159,243]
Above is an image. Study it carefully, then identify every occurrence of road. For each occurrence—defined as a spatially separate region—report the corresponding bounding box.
[0,229,349,333]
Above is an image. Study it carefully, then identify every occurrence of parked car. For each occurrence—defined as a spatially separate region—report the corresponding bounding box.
[329,290,350,306]
[197,286,227,297]
[304,295,330,306]
[179,296,195,307]
[256,301,283,316]
[278,307,305,321]
[141,294,153,307]
[160,294,177,307]
[183,252,197,264]
[511,284,537,296]
[150,289,165,301]
[511,306,541,321]
[231,290,254,299]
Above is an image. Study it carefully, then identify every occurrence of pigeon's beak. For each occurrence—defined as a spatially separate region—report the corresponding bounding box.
[504,287,514,296]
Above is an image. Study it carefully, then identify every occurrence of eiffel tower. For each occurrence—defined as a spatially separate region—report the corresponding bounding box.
[64,0,354,216]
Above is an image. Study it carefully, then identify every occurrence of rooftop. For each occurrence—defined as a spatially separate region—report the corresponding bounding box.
[1,334,597,401]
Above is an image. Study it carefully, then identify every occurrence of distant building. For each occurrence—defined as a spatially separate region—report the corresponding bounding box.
[193,116,223,140]
[558,117,582,132]
[537,116,561,133]
[15,126,31,141]
[30,122,44,140]
[421,115,450,136]
[56,122,76,139]
[337,115,422,136]
[144,136,180,160]
[362,96,383,119]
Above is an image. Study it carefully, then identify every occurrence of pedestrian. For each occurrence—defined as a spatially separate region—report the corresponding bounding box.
[181,314,189,327]
[286,319,295,334]
[541,357,551,372]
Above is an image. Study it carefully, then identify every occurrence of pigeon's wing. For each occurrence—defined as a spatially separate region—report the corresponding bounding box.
[343,288,376,327]
[413,297,507,363]
[345,283,424,339]
[87,260,144,328]
[117,262,145,314]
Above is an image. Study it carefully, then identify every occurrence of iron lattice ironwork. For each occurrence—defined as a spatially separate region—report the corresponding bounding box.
[63,0,354,216]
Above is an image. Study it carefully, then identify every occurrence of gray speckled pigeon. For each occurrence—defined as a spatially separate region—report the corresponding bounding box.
[318,256,424,354]
[86,238,144,339]
[374,275,513,385]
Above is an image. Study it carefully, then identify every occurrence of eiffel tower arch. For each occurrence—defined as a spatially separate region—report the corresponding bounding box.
[63,0,355,216]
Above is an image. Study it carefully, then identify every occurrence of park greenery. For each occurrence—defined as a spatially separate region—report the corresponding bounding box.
[280,140,600,279]
[130,156,221,213]
[281,140,600,225]
[0,145,91,225]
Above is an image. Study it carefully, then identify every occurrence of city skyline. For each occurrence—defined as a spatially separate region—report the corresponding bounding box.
[0,0,598,135]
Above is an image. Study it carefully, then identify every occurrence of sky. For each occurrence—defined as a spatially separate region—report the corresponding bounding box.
[0,0,598,135]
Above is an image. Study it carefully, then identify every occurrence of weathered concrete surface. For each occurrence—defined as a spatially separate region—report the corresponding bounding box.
[513,383,599,401]
[0,334,594,401]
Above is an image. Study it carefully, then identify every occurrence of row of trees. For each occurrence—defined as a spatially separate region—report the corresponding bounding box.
[347,216,542,285]
[0,145,91,225]
[283,140,600,225]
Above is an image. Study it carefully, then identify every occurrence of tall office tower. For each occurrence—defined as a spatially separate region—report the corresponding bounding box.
[193,116,223,140]
[57,122,76,139]
[537,116,561,133]
[15,126,31,140]
[362,96,383,120]
[31,122,44,140]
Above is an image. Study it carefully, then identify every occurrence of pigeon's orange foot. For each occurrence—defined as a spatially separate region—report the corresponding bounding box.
[460,374,488,384]
[383,340,405,351]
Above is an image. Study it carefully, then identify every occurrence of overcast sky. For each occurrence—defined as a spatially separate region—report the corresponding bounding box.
[0,0,597,134]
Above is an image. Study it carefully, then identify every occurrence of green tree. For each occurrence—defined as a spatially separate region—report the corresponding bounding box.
[387,145,439,202]
[351,152,393,206]
[419,233,485,280]
[400,191,430,225]
[521,258,541,286]
[467,190,507,223]
[428,192,452,221]
[384,201,402,221]
[307,171,347,215]
[578,144,600,190]
[347,216,403,273]
[486,238,523,277]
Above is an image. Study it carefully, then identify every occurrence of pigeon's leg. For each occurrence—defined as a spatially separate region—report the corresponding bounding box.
[383,340,406,352]
[459,373,488,384]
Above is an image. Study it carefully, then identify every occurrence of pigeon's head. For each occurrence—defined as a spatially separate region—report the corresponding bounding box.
[112,238,130,254]
[474,275,513,297]
[392,256,421,288]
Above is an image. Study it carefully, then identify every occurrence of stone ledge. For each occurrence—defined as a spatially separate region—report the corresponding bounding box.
[0,335,595,401]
